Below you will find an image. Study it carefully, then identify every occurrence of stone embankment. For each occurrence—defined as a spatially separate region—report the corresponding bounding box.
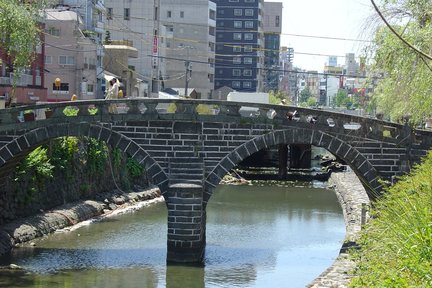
[0,186,161,256]
[308,170,370,288]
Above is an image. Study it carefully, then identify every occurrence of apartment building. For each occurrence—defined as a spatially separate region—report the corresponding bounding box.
[263,1,282,92]
[44,9,98,101]
[213,0,265,92]
[160,0,216,98]
[59,0,106,98]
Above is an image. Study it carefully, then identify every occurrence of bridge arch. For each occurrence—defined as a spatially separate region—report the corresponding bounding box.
[204,127,381,203]
[0,123,169,196]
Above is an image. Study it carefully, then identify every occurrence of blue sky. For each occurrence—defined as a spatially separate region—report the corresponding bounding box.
[266,0,375,71]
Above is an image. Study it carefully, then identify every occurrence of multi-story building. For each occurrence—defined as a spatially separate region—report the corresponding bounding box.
[105,0,164,97]
[160,0,216,99]
[263,1,282,92]
[59,0,106,98]
[278,46,297,101]
[44,9,98,101]
[213,0,265,92]
[345,53,359,76]
[0,29,47,105]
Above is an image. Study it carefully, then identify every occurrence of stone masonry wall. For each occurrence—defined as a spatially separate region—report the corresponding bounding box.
[308,170,370,288]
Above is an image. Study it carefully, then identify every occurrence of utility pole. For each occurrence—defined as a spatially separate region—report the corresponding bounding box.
[184,60,191,97]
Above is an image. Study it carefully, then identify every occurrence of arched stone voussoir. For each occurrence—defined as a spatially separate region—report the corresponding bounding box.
[205,128,381,203]
[0,123,169,196]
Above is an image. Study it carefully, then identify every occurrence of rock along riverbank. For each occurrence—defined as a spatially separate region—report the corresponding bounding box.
[307,170,370,288]
[0,186,162,256]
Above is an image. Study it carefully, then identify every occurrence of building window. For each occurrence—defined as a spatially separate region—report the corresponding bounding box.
[244,70,252,76]
[167,11,171,18]
[244,33,253,40]
[234,21,242,28]
[216,44,223,51]
[87,84,94,94]
[209,26,215,36]
[52,82,69,92]
[245,9,254,16]
[232,81,241,88]
[244,45,253,52]
[243,81,252,88]
[233,33,242,40]
[233,57,241,64]
[245,0,255,2]
[209,9,216,20]
[245,21,254,28]
[107,8,113,19]
[275,16,280,27]
[229,0,239,2]
[124,8,130,20]
[46,27,60,36]
[180,11,184,18]
[234,9,242,16]
[218,9,225,15]
[244,57,252,64]
[59,56,75,65]
[233,69,241,76]
[218,21,225,27]
[44,56,52,64]
[233,46,241,52]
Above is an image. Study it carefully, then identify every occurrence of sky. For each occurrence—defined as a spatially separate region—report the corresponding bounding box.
[266,0,375,71]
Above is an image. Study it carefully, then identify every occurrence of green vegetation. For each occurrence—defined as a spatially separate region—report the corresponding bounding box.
[268,90,290,105]
[351,152,432,287]
[13,137,147,206]
[0,0,51,104]
[365,0,432,124]
[14,147,54,204]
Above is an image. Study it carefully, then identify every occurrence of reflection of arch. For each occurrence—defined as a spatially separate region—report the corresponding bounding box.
[205,128,380,203]
[0,123,169,196]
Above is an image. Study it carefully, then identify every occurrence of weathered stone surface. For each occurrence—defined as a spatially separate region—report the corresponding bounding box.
[0,187,161,255]
[308,171,370,288]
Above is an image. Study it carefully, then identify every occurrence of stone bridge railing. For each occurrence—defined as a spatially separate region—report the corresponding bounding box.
[0,99,430,149]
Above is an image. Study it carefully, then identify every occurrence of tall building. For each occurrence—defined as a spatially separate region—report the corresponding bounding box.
[213,0,265,92]
[44,9,98,101]
[263,1,282,92]
[105,0,163,97]
[345,53,359,76]
[160,0,216,98]
[105,0,215,98]
[59,0,106,98]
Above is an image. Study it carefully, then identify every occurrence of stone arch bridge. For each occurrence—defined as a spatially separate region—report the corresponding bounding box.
[0,99,431,263]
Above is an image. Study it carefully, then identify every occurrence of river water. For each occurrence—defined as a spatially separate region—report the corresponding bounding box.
[0,182,345,288]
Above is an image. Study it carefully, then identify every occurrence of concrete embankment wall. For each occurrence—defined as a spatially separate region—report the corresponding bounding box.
[308,171,370,288]
[0,187,160,256]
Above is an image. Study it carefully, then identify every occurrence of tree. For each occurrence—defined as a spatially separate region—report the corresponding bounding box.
[0,0,51,104]
[268,90,290,105]
[365,0,432,124]
[299,87,312,103]
[334,89,349,108]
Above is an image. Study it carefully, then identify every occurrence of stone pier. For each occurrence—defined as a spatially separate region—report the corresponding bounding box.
[166,184,206,264]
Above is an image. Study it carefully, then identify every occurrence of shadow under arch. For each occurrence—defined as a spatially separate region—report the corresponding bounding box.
[0,122,169,197]
[204,127,381,204]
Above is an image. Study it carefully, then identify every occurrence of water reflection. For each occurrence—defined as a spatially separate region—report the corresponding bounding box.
[0,183,345,288]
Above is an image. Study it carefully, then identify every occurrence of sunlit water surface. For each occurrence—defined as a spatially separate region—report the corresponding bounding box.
[0,183,345,288]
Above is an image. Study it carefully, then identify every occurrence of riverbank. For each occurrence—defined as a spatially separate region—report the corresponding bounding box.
[0,186,161,256]
[308,170,370,288]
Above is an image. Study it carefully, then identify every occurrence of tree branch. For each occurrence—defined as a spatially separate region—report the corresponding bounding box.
[370,0,432,61]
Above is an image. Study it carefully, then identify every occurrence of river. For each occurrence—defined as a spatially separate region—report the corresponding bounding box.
[0,182,345,288]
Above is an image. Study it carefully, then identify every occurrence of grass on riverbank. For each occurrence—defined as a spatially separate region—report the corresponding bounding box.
[350,152,432,287]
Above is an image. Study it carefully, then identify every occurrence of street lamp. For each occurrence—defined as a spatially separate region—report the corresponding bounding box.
[54,77,61,102]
